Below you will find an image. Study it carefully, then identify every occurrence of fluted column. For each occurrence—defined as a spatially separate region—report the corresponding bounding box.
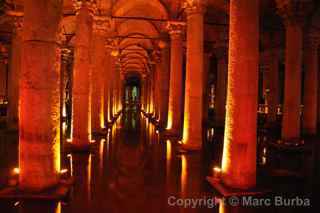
[303,31,319,135]
[214,48,228,128]
[72,0,95,146]
[7,15,23,130]
[276,0,313,141]
[19,0,62,191]
[182,2,205,150]
[221,0,259,189]
[166,21,185,136]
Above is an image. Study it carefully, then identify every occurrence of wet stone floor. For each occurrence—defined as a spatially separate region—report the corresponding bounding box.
[0,108,319,212]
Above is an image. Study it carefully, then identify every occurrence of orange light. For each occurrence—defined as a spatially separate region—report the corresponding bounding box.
[100,93,105,128]
[181,155,187,196]
[13,168,20,174]
[213,167,222,179]
[60,169,68,174]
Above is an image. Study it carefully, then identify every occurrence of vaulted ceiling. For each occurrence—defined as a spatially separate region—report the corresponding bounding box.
[1,0,320,80]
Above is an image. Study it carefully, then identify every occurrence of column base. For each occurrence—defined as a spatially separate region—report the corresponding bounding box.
[179,143,202,152]
[64,141,97,153]
[206,176,269,197]
[163,129,181,139]
[92,129,108,138]
[0,177,74,200]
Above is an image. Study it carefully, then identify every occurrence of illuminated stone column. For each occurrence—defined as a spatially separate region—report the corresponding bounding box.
[221,0,259,189]
[152,50,161,120]
[303,31,319,135]
[261,48,280,125]
[19,0,62,191]
[72,0,96,146]
[214,47,228,128]
[91,17,110,133]
[7,15,23,130]
[166,22,184,135]
[182,2,205,150]
[276,0,313,141]
[104,42,112,124]
[159,45,170,128]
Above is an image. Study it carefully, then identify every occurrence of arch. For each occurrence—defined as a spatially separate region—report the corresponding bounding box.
[112,0,168,19]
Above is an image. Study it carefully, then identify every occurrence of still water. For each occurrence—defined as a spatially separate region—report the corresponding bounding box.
[0,109,319,212]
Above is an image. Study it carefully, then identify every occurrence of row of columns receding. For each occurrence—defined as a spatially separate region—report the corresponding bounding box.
[2,0,320,191]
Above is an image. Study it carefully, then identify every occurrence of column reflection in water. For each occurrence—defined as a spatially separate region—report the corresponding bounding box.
[181,155,187,197]
[99,139,106,174]
[87,153,92,201]
[55,202,61,213]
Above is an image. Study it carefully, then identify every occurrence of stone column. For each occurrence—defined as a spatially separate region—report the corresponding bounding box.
[7,16,23,130]
[166,22,184,136]
[104,43,112,124]
[214,47,228,128]
[182,2,205,150]
[221,0,259,189]
[159,45,170,128]
[276,0,313,141]
[153,51,161,120]
[72,0,95,146]
[19,0,62,191]
[303,31,319,135]
[0,45,8,102]
[91,17,109,134]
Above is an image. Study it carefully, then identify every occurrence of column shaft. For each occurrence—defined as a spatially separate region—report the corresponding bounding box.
[72,4,94,145]
[19,0,62,190]
[7,22,22,129]
[167,32,183,135]
[91,30,105,133]
[182,7,204,149]
[159,47,170,128]
[221,0,259,189]
[282,24,303,140]
[303,36,318,135]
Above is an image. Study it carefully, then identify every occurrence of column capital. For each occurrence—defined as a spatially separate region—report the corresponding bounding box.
[151,49,161,63]
[183,0,206,15]
[93,16,113,35]
[61,48,72,63]
[166,21,185,37]
[6,10,24,33]
[276,0,314,26]
[73,0,97,15]
[105,38,120,57]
